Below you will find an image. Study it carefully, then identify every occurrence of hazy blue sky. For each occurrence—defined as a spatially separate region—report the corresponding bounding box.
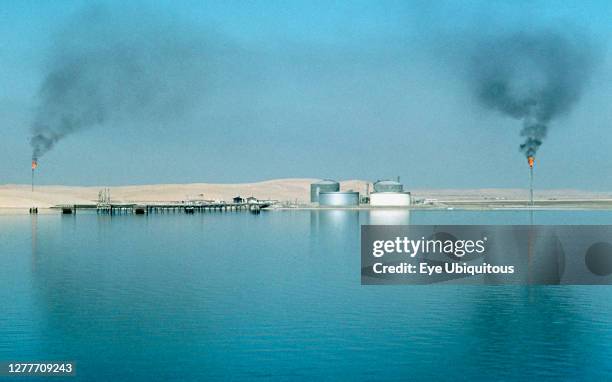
[1,0,611,189]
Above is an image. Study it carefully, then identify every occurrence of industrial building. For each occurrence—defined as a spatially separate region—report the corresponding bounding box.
[373,179,403,193]
[309,178,409,207]
[318,191,360,207]
[310,179,340,202]
[370,179,411,207]
[369,192,411,207]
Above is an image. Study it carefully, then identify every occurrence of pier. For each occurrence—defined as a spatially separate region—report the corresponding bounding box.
[52,201,273,215]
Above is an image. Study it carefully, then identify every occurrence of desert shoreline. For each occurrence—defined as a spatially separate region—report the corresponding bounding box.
[2,178,612,211]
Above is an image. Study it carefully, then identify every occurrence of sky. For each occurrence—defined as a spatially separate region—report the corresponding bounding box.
[1,0,612,189]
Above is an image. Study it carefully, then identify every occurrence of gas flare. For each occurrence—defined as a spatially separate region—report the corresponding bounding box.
[528,156,534,207]
[31,159,37,192]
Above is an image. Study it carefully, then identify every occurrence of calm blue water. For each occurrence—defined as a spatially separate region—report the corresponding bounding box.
[2,209,612,381]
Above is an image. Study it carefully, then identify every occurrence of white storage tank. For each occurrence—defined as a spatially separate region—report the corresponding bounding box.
[373,180,403,193]
[370,192,411,207]
[318,191,360,207]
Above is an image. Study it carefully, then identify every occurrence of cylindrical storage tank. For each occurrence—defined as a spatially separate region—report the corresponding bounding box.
[370,192,411,207]
[310,180,340,202]
[373,180,403,193]
[318,191,360,207]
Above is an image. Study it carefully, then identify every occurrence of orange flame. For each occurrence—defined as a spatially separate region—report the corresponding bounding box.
[31,160,37,170]
[528,156,534,168]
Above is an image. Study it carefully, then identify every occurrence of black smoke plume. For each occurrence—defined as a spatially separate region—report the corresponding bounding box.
[30,6,211,160]
[470,30,595,157]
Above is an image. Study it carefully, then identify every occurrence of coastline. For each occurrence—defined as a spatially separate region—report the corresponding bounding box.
[2,178,612,212]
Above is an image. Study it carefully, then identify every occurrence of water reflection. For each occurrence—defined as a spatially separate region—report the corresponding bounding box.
[463,287,590,379]
[368,209,411,225]
[30,214,38,270]
[11,211,612,380]
[28,214,218,377]
[309,209,360,233]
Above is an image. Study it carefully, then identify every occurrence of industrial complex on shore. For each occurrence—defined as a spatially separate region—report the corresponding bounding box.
[310,178,411,207]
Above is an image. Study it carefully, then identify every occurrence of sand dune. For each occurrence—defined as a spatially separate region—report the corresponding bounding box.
[1,179,611,209]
